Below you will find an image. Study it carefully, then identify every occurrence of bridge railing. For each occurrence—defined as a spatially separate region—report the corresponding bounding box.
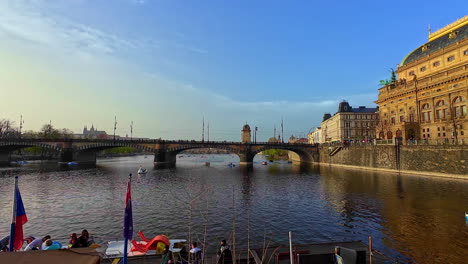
[0,138,317,146]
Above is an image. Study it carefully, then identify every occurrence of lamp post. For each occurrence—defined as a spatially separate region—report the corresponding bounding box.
[130,121,133,141]
[113,116,117,141]
[19,115,24,138]
[255,126,258,143]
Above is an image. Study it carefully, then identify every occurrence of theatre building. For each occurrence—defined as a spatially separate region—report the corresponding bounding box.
[375,16,468,142]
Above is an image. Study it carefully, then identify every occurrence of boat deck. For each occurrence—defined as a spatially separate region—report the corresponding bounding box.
[102,241,395,264]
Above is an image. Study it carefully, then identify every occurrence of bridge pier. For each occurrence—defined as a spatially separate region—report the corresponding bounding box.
[0,151,10,166]
[58,148,74,164]
[154,150,177,169]
[74,150,97,165]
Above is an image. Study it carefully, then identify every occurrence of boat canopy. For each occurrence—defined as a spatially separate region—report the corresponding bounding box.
[0,248,101,264]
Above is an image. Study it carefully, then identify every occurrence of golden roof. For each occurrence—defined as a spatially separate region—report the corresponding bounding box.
[429,15,468,41]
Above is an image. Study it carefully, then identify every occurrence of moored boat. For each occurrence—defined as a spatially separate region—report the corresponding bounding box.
[105,233,186,261]
[137,167,147,174]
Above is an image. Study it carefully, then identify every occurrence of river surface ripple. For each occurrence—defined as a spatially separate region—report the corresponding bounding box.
[0,155,467,263]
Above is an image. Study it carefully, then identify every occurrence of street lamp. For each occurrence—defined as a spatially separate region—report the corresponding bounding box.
[254,126,258,143]
[19,115,24,138]
[113,116,117,141]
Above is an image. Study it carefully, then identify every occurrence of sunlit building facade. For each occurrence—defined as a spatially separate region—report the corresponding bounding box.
[375,16,468,142]
[321,101,378,142]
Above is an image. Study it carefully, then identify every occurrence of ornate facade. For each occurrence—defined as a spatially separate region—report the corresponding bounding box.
[321,101,378,142]
[375,16,468,142]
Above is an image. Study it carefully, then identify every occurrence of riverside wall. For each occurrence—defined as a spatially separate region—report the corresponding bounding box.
[289,145,467,178]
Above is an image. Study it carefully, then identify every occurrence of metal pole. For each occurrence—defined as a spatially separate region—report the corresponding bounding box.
[368,236,373,264]
[202,117,204,142]
[281,119,284,144]
[114,116,117,141]
[289,231,293,264]
[207,121,210,142]
[130,121,133,141]
[19,115,23,138]
[9,176,18,251]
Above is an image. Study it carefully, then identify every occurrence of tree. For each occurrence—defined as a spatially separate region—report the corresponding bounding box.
[40,123,61,139]
[0,119,17,138]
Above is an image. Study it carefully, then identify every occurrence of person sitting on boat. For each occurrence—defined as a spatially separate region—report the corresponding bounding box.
[42,239,61,250]
[217,240,232,264]
[0,235,9,252]
[189,242,202,264]
[69,233,80,248]
[24,235,50,251]
[161,244,174,264]
[78,229,92,247]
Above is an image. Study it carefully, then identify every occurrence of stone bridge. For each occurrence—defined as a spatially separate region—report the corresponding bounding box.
[0,138,319,168]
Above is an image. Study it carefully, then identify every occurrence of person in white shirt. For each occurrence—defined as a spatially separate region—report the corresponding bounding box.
[189,242,202,264]
[24,235,50,251]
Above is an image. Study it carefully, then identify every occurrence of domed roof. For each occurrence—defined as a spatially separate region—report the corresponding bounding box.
[242,124,251,131]
[401,20,468,67]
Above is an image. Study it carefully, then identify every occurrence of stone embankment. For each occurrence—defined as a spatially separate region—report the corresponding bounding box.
[289,144,467,179]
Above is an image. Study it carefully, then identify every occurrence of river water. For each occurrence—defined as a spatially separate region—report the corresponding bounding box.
[0,155,467,263]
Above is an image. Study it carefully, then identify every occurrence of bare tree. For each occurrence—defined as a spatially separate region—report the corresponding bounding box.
[0,119,17,138]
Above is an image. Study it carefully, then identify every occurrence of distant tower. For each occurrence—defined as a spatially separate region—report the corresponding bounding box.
[241,124,251,143]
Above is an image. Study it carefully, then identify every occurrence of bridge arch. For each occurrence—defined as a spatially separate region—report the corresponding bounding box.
[74,142,155,153]
[0,141,62,152]
[166,144,241,156]
[251,144,317,164]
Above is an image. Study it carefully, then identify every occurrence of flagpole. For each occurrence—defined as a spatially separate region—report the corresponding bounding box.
[9,176,18,251]
[123,173,132,264]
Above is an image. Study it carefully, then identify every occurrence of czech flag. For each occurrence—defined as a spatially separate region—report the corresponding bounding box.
[9,176,28,251]
[122,175,133,264]
[123,177,133,240]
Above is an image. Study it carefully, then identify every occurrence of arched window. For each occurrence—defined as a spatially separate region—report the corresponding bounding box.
[396,130,402,138]
[436,100,446,107]
[453,96,466,117]
[453,96,465,104]
[386,131,393,139]
[422,103,431,110]
[421,103,432,122]
[435,99,448,120]
[379,131,385,139]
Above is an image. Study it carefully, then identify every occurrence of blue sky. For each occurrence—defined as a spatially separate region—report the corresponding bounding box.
[0,0,466,141]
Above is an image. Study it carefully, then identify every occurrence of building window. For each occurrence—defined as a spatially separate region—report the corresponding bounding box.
[461,131,465,136]
[422,103,431,110]
[443,133,446,137]
[464,50,468,56]
[391,117,395,124]
[453,96,465,103]
[409,71,415,76]
[427,134,430,138]
[420,66,427,72]
[422,128,425,132]
[437,127,440,131]
[433,61,440,67]
[400,116,404,122]
[447,55,455,62]
[438,133,441,137]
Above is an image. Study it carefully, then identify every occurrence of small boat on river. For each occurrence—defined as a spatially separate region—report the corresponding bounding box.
[137,167,147,174]
[105,231,186,261]
[261,161,268,165]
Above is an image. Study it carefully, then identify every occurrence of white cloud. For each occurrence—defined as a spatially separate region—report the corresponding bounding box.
[0,0,137,57]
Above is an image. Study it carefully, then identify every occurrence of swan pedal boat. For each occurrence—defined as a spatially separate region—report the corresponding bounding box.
[105,238,186,259]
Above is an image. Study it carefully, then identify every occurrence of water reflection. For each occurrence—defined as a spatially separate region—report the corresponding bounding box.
[0,155,467,263]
